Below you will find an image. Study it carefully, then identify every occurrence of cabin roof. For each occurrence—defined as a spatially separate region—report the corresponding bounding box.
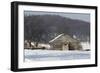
[49,34,64,43]
[49,34,78,44]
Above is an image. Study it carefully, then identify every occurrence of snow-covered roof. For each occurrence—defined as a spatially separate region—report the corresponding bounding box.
[49,34,64,43]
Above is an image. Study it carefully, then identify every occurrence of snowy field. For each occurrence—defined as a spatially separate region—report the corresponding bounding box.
[24,49,90,62]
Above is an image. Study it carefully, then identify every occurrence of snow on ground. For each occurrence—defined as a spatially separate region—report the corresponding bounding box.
[24,49,90,62]
[81,42,90,50]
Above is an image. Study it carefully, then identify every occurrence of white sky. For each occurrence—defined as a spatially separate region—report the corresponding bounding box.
[24,11,90,22]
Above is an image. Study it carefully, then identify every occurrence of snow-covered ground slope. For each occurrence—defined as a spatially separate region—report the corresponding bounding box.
[24,50,90,62]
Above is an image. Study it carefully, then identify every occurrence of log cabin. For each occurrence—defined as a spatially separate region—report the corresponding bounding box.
[49,34,82,50]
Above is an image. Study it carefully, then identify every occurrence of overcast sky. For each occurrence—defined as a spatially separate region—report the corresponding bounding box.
[24,11,90,22]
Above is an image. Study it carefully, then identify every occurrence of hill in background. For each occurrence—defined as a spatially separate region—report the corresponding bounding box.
[24,15,90,43]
